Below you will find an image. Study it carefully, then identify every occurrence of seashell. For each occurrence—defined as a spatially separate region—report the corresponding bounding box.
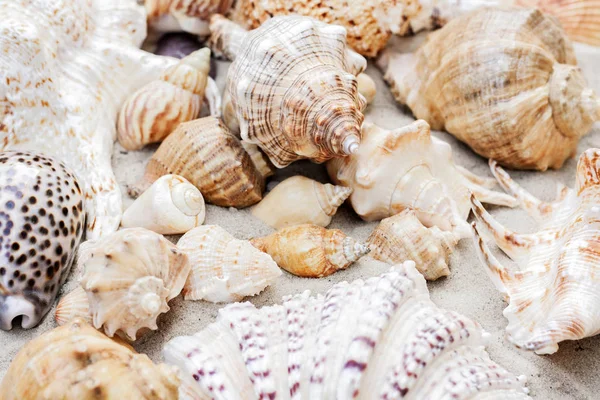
[177,225,281,302]
[146,0,234,36]
[1,318,180,399]
[55,228,190,340]
[210,15,368,168]
[367,209,459,280]
[0,0,181,239]
[377,8,600,171]
[471,150,600,354]
[251,224,369,278]
[240,141,276,180]
[129,116,265,208]
[252,176,352,229]
[326,120,517,237]
[121,174,205,235]
[357,73,377,105]
[0,152,85,330]
[163,260,531,399]
[117,48,220,150]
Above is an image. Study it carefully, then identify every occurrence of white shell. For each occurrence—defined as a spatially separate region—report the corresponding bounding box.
[122,174,205,235]
[164,259,531,399]
[146,0,234,36]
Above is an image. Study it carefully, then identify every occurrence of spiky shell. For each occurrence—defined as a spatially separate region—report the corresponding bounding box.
[1,319,179,400]
[251,176,352,229]
[146,0,234,35]
[251,224,369,278]
[56,228,190,340]
[378,8,600,171]
[177,225,281,302]
[163,260,531,399]
[129,117,265,208]
[367,209,459,280]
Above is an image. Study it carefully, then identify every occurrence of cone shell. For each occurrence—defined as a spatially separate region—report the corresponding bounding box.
[146,0,234,35]
[177,225,282,302]
[252,176,352,229]
[1,319,180,400]
[129,116,265,207]
[251,224,369,278]
[122,174,205,235]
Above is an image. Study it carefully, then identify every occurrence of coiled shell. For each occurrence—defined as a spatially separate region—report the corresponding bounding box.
[146,0,234,35]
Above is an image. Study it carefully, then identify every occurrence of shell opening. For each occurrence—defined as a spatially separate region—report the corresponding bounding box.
[0,296,36,330]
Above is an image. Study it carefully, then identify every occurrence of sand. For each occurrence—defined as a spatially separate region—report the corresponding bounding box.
[0,38,599,399]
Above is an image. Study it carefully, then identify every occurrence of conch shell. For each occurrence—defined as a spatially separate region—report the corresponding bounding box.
[327,120,517,236]
[164,260,531,399]
[55,228,190,340]
[251,224,369,278]
[0,319,180,400]
[177,225,281,302]
[121,174,205,235]
[251,176,352,229]
[367,209,459,280]
[471,150,600,354]
[378,8,600,170]
[130,116,266,208]
[145,0,234,35]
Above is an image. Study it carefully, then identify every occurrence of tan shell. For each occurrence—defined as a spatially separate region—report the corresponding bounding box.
[117,48,211,150]
[252,176,352,229]
[129,116,265,207]
[0,319,179,400]
[378,8,600,170]
[357,73,377,105]
[177,225,282,302]
[146,0,234,35]
[367,209,459,280]
[251,224,369,278]
[241,141,276,180]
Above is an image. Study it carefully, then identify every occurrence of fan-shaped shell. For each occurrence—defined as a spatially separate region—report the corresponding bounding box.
[1,318,180,399]
[0,152,85,330]
[177,225,281,302]
[55,228,190,340]
[146,0,234,35]
[164,260,531,399]
[129,116,265,208]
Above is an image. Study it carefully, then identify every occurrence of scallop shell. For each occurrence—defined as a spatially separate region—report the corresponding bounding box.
[326,120,517,237]
[129,116,265,208]
[251,224,369,278]
[177,225,281,302]
[471,149,600,354]
[252,176,352,229]
[55,228,190,340]
[377,8,600,171]
[0,318,180,400]
[0,0,180,239]
[163,260,531,399]
[146,0,234,35]
[0,152,85,330]
[367,209,459,280]
[121,174,205,235]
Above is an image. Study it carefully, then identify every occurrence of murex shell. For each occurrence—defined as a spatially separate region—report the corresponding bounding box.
[327,120,517,237]
[164,260,531,399]
[55,228,190,340]
[0,152,85,330]
[378,8,600,170]
[0,0,178,238]
[471,149,600,354]
[0,319,180,400]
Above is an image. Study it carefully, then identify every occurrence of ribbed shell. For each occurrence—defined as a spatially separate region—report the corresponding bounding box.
[177,225,282,302]
[163,260,531,399]
[129,117,265,208]
[0,319,180,400]
[251,224,369,278]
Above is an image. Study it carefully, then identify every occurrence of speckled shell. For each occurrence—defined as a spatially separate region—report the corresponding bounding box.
[471,149,600,354]
[252,176,352,229]
[177,225,281,302]
[0,0,178,239]
[130,117,265,208]
[251,224,369,278]
[0,152,85,330]
[146,0,234,35]
[0,319,180,400]
[164,260,531,399]
[55,228,190,340]
[367,209,459,280]
[378,8,600,171]
[326,120,517,237]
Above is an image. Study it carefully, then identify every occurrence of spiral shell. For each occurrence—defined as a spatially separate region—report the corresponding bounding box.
[146,0,234,35]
